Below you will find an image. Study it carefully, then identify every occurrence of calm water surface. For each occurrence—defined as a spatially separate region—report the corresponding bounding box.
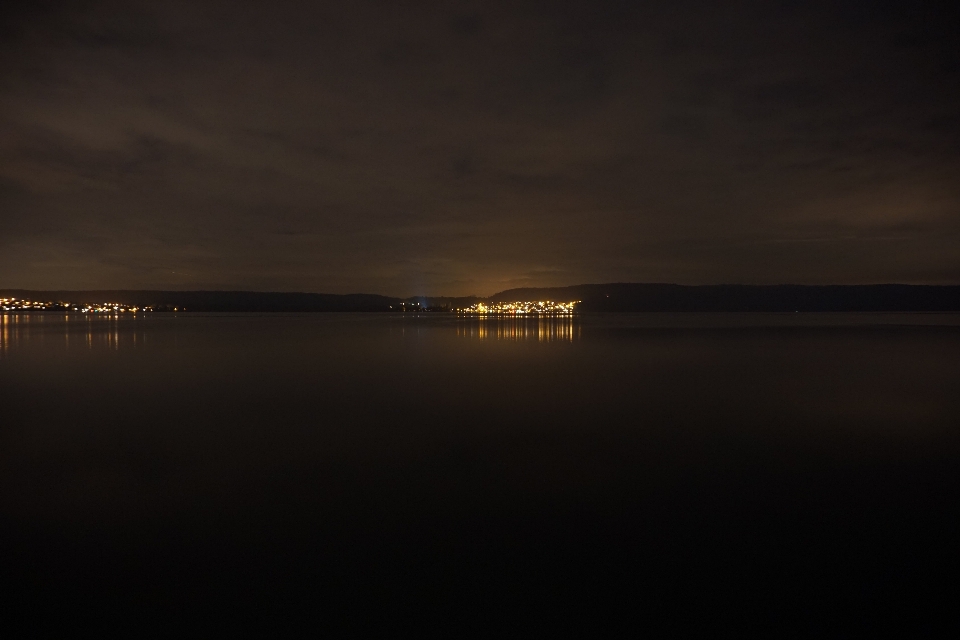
[2,313,959,631]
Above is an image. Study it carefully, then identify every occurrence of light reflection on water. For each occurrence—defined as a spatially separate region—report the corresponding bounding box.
[0,312,585,353]
[456,315,579,342]
[0,313,146,356]
[4,311,960,357]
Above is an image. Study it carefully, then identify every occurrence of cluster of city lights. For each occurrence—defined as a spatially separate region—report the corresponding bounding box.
[457,300,579,315]
[0,298,152,313]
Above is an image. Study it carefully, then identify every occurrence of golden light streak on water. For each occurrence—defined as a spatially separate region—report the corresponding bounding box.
[457,316,577,342]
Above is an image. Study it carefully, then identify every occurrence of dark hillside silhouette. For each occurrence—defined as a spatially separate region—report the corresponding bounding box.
[3,284,959,312]
[489,284,960,312]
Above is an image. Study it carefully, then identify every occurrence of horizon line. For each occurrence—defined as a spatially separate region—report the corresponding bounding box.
[3,281,960,300]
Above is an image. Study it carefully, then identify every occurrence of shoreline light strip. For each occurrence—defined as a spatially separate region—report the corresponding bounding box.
[457,301,579,315]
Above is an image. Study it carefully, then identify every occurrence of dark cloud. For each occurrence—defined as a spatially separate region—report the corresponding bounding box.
[1,0,958,294]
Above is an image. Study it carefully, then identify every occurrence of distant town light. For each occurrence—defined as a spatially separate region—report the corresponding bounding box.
[457,300,579,315]
[0,297,154,314]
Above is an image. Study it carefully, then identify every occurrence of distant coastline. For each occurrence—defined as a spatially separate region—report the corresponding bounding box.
[2,284,959,313]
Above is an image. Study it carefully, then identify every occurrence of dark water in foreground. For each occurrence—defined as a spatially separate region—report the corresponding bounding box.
[2,313,959,632]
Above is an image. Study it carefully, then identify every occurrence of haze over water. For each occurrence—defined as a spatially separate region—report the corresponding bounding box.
[2,312,959,631]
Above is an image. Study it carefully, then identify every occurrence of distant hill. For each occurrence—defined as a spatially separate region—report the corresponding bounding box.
[3,284,959,312]
[401,295,484,310]
[488,283,960,312]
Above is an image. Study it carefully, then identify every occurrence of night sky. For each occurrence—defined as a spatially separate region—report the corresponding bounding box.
[2,1,958,296]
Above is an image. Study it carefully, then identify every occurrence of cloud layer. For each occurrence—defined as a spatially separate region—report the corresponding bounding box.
[2,0,958,295]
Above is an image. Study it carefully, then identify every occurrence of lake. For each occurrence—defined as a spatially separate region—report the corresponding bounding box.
[2,312,959,632]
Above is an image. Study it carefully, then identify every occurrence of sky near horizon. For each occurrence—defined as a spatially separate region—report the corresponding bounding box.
[1,0,958,296]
